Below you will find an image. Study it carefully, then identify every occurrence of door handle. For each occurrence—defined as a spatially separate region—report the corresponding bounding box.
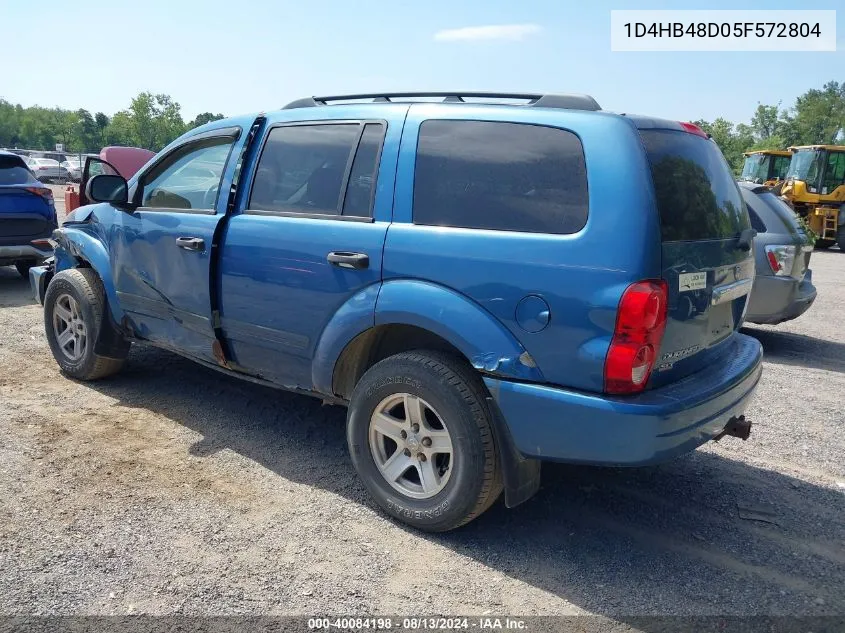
[327,251,369,270]
[176,237,205,252]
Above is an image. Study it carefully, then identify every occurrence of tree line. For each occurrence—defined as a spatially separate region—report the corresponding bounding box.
[0,92,224,154]
[694,80,845,173]
[2,82,843,172]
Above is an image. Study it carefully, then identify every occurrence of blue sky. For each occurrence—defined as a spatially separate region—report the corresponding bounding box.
[3,0,842,124]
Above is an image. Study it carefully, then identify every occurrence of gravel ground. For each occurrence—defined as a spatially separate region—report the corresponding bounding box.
[0,188,843,618]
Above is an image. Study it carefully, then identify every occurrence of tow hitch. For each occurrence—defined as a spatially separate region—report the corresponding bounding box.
[713,415,752,442]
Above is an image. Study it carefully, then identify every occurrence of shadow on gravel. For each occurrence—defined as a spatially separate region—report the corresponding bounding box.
[0,266,36,308]
[82,344,845,619]
[744,326,845,374]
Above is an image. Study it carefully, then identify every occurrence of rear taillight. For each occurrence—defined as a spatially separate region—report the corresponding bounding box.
[765,245,797,277]
[25,187,53,200]
[680,121,709,138]
[605,280,668,395]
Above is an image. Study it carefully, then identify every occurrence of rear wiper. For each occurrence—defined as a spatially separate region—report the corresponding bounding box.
[735,228,757,251]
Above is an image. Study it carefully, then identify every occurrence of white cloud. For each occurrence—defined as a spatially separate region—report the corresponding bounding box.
[433,24,542,42]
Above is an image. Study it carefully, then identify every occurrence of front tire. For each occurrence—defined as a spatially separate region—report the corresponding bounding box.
[347,351,502,532]
[44,268,127,380]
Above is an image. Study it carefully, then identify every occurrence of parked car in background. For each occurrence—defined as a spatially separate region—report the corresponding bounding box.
[31,151,70,163]
[31,92,762,532]
[0,151,56,277]
[739,182,817,324]
[25,157,70,183]
[62,158,83,182]
[0,149,33,157]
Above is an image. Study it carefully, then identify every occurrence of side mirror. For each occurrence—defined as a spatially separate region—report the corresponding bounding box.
[85,174,129,206]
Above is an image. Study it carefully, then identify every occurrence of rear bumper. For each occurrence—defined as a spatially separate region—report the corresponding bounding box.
[746,271,816,325]
[0,243,53,266]
[484,333,763,466]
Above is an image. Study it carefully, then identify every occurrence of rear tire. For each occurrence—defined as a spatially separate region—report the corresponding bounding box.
[44,268,128,380]
[15,261,34,279]
[347,350,502,532]
[815,239,835,250]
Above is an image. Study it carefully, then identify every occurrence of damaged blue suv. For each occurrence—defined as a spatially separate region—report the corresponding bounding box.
[32,92,763,531]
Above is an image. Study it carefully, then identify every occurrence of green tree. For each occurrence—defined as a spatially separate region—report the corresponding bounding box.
[750,103,780,140]
[94,112,109,149]
[190,112,225,128]
[750,134,788,151]
[104,110,138,147]
[791,81,845,145]
[695,118,750,173]
[119,92,187,150]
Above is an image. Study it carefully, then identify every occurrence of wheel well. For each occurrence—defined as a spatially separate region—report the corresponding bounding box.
[332,324,467,400]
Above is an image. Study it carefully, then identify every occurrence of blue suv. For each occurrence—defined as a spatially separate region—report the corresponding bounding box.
[31,92,763,531]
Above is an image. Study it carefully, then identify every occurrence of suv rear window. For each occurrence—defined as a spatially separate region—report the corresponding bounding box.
[641,129,749,242]
[0,155,37,185]
[413,120,588,234]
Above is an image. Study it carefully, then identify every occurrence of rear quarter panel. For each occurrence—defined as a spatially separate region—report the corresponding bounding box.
[385,105,661,392]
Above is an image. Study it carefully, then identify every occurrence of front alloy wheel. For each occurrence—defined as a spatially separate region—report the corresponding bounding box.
[43,268,128,380]
[52,293,88,362]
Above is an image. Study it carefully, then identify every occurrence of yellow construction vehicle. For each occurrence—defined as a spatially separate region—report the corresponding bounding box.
[780,145,845,249]
[740,149,791,186]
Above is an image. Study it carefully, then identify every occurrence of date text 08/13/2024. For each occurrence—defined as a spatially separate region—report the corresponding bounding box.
[307,617,527,630]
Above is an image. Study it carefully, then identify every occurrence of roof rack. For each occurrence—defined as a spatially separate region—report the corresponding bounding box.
[282,92,601,111]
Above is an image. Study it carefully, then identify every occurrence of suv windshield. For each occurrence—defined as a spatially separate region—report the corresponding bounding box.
[786,149,823,186]
[641,129,750,242]
[740,154,766,183]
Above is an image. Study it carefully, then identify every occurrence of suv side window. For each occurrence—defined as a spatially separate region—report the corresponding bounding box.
[249,122,385,218]
[140,139,234,211]
[343,124,385,217]
[412,120,589,234]
[746,205,767,233]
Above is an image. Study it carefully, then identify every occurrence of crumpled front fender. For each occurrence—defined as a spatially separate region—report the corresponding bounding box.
[51,226,124,325]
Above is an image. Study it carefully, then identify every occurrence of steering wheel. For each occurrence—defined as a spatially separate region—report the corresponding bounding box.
[202,183,220,209]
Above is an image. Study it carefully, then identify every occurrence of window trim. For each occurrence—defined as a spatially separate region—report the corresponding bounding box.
[133,127,242,215]
[410,118,590,235]
[341,123,387,217]
[246,209,374,223]
[245,119,387,222]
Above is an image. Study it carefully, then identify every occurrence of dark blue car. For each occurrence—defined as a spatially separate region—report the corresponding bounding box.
[31,92,763,531]
[0,151,56,276]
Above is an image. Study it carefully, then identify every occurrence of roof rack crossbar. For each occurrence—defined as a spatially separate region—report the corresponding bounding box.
[282,92,601,111]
